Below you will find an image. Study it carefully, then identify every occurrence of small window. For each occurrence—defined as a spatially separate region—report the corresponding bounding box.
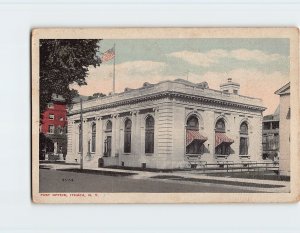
[57,126,63,134]
[233,90,238,94]
[49,114,54,120]
[272,122,279,129]
[47,103,54,108]
[263,122,270,130]
[223,90,229,93]
[48,125,54,134]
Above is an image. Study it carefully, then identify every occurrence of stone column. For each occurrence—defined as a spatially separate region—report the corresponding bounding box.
[153,107,159,156]
[115,114,121,156]
[66,120,76,163]
[206,111,216,157]
[130,111,138,155]
[230,114,239,158]
[111,115,117,157]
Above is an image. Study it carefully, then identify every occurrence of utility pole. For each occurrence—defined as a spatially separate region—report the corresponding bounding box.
[80,98,83,170]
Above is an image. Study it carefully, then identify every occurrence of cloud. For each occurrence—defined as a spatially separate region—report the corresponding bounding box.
[167,49,286,67]
[186,69,289,115]
[229,49,284,63]
[72,59,288,116]
[167,49,227,67]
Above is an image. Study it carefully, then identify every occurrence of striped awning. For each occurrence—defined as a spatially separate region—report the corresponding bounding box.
[186,130,208,146]
[215,132,234,147]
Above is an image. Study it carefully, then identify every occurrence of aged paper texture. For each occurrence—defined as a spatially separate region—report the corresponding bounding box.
[32,28,299,203]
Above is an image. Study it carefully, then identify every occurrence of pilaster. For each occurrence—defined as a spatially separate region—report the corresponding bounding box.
[111,114,117,157]
[130,111,138,155]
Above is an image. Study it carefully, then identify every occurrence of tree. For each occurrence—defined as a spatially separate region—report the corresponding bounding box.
[39,39,101,113]
[87,92,106,100]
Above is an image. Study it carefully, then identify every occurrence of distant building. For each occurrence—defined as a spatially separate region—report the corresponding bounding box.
[262,106,280,160]
[40,94,68,160]
[66,78,266,169]
[275,82,290,176]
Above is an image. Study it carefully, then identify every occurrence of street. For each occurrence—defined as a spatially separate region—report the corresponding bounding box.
[39,168,267,193]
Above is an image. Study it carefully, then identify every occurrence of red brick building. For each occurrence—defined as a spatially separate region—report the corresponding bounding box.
[40,94,68,160]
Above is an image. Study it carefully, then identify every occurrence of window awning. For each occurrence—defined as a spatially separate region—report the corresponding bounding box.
[186,130,208,146]
[215,132,234,147]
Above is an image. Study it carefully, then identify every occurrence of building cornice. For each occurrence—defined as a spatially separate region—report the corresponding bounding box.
[68,90,266,116]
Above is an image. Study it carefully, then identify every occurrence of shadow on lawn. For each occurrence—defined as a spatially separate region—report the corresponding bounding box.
[58,168,137,177]
[151,175,286,189]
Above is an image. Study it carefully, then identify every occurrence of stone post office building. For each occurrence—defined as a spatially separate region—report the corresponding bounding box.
[66,78,266,169]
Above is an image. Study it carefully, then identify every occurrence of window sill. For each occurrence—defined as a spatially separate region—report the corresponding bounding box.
[123,153,131,155]
[215,154,229,157]
[185,154,202,156]
[239,155,250,158]
[145,153,154,156]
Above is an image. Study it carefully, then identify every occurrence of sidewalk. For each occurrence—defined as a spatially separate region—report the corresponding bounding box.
[39,162,290,193]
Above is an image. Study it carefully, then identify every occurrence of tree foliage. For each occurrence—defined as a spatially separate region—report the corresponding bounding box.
[39,39,101,112]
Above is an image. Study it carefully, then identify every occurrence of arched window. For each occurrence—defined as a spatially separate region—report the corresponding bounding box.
[215,118,233,155]
[239,122,248,155]
[106,120,112,132]
[91,123,96,153]
[186,115,206,154]
[215,119,225,132]
[145,116,155,154]
[186,115,199,130]
[124,119,132,153]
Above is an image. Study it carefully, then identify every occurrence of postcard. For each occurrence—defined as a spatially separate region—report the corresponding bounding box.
[32,28,299,203]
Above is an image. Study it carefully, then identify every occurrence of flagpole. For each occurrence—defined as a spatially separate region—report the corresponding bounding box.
[113,43,116,94]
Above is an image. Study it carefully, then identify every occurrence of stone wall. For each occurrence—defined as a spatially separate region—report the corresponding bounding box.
[279,94,290,176]
[66,80,265,169]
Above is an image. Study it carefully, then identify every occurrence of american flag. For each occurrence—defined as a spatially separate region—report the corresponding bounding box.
[101,47,115,62]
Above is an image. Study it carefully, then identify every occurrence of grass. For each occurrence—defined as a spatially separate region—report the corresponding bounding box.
[39,160,79,165]
[151,175,286,189]
[206,171,290,181]
[106,165,176,173]
[58,168,137,177]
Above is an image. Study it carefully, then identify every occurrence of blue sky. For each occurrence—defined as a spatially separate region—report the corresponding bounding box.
[74,38,290,115]
[99,38,289,75]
